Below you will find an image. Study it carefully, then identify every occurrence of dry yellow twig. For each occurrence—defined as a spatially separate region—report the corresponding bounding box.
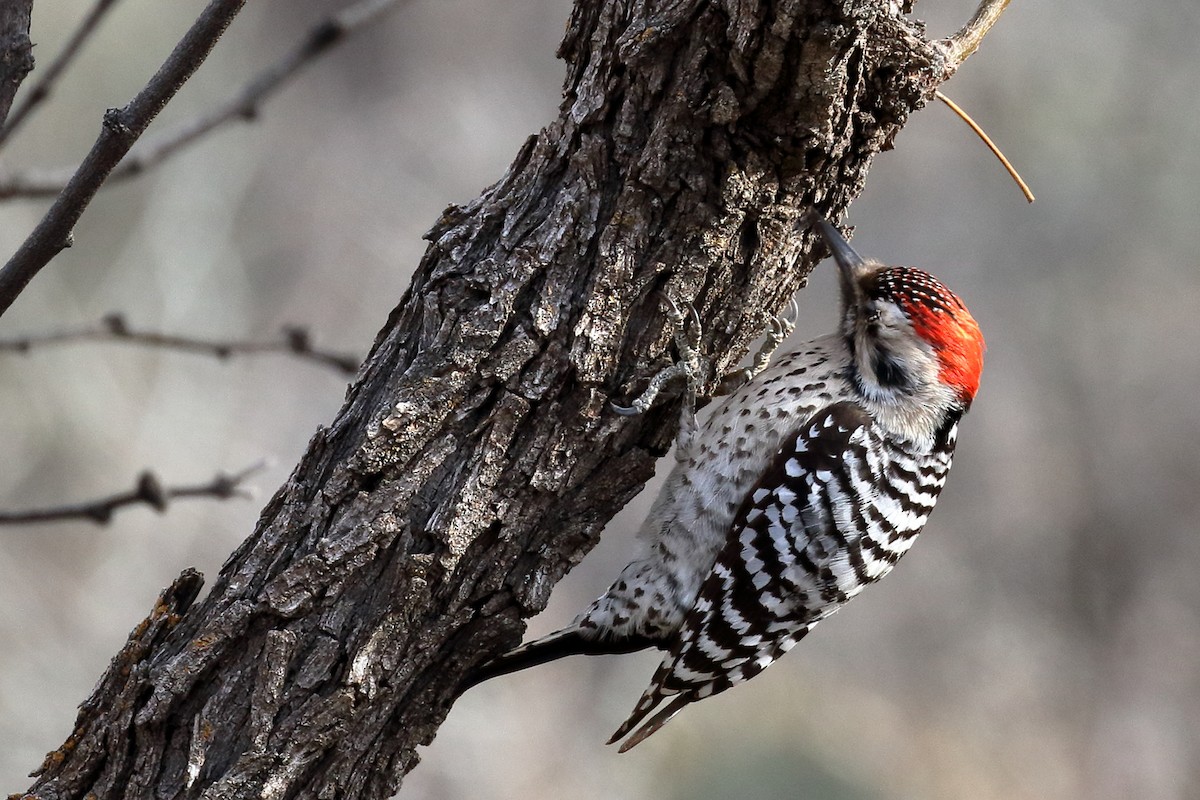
[936,90,1034,203]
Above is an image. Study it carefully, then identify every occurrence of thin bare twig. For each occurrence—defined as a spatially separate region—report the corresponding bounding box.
[941,0,1011,70]
[0,0,410,200]
[0,0,123,148]
[0,461,266,525]
[0,312,361,375]
[0,0,248,320]
[936,91,1033,203]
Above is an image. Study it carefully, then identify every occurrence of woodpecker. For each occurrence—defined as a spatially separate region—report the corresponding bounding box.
[468,217,984,751]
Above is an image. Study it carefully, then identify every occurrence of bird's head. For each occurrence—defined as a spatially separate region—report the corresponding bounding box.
[816,219,985,414]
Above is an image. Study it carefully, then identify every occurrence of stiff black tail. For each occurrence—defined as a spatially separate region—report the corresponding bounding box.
[461,627,660,693]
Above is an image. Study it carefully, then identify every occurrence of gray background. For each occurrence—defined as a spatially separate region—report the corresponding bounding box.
[2,2,1196,798]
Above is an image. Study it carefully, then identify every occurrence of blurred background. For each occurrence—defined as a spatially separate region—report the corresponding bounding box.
[1,1,1196,798]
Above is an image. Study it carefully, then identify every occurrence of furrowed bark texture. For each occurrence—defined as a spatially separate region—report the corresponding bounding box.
[21,1,963,798]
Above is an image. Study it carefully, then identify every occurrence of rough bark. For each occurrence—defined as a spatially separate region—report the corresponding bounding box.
[18,1,977,797]
[0,0,34,128]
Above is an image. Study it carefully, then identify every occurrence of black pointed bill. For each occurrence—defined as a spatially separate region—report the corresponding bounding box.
[815,219,870,281]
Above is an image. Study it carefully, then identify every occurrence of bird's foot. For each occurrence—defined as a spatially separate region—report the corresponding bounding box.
[611,293,707,419]
[714,297,798,396]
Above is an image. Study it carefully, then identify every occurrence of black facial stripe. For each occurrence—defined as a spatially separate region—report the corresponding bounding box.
[870,346,912,390]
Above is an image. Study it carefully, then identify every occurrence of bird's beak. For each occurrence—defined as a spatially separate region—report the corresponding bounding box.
[815,218,870,283]
[814,217,873,310]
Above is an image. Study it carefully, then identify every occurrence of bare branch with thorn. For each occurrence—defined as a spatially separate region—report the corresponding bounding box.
[0,0,410,200]
[0,0,248,320]
[0,461,266,525]
[0,312,361,375]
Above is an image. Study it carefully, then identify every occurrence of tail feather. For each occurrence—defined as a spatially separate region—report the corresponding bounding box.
[610,692,693,752]
[462,627,659,692]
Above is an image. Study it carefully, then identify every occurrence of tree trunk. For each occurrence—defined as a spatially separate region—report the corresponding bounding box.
[20,1,978,797]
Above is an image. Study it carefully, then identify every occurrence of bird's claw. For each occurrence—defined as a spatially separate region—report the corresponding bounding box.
[610,401,643,417]
[713,298,798,396]
[610,293,706,418]
[611,291,796,426]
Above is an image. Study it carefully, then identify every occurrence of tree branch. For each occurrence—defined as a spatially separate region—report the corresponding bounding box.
[0,0,410,200]
[0,0,123,149]
[19,1,1012,797]
[0,0,34,128]
[0,462,264,525]
[941,0,1011,70]
[0,312,361,375]
[0,0,247,320]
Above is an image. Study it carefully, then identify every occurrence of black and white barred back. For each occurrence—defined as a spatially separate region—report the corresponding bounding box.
[608,399,960,749]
